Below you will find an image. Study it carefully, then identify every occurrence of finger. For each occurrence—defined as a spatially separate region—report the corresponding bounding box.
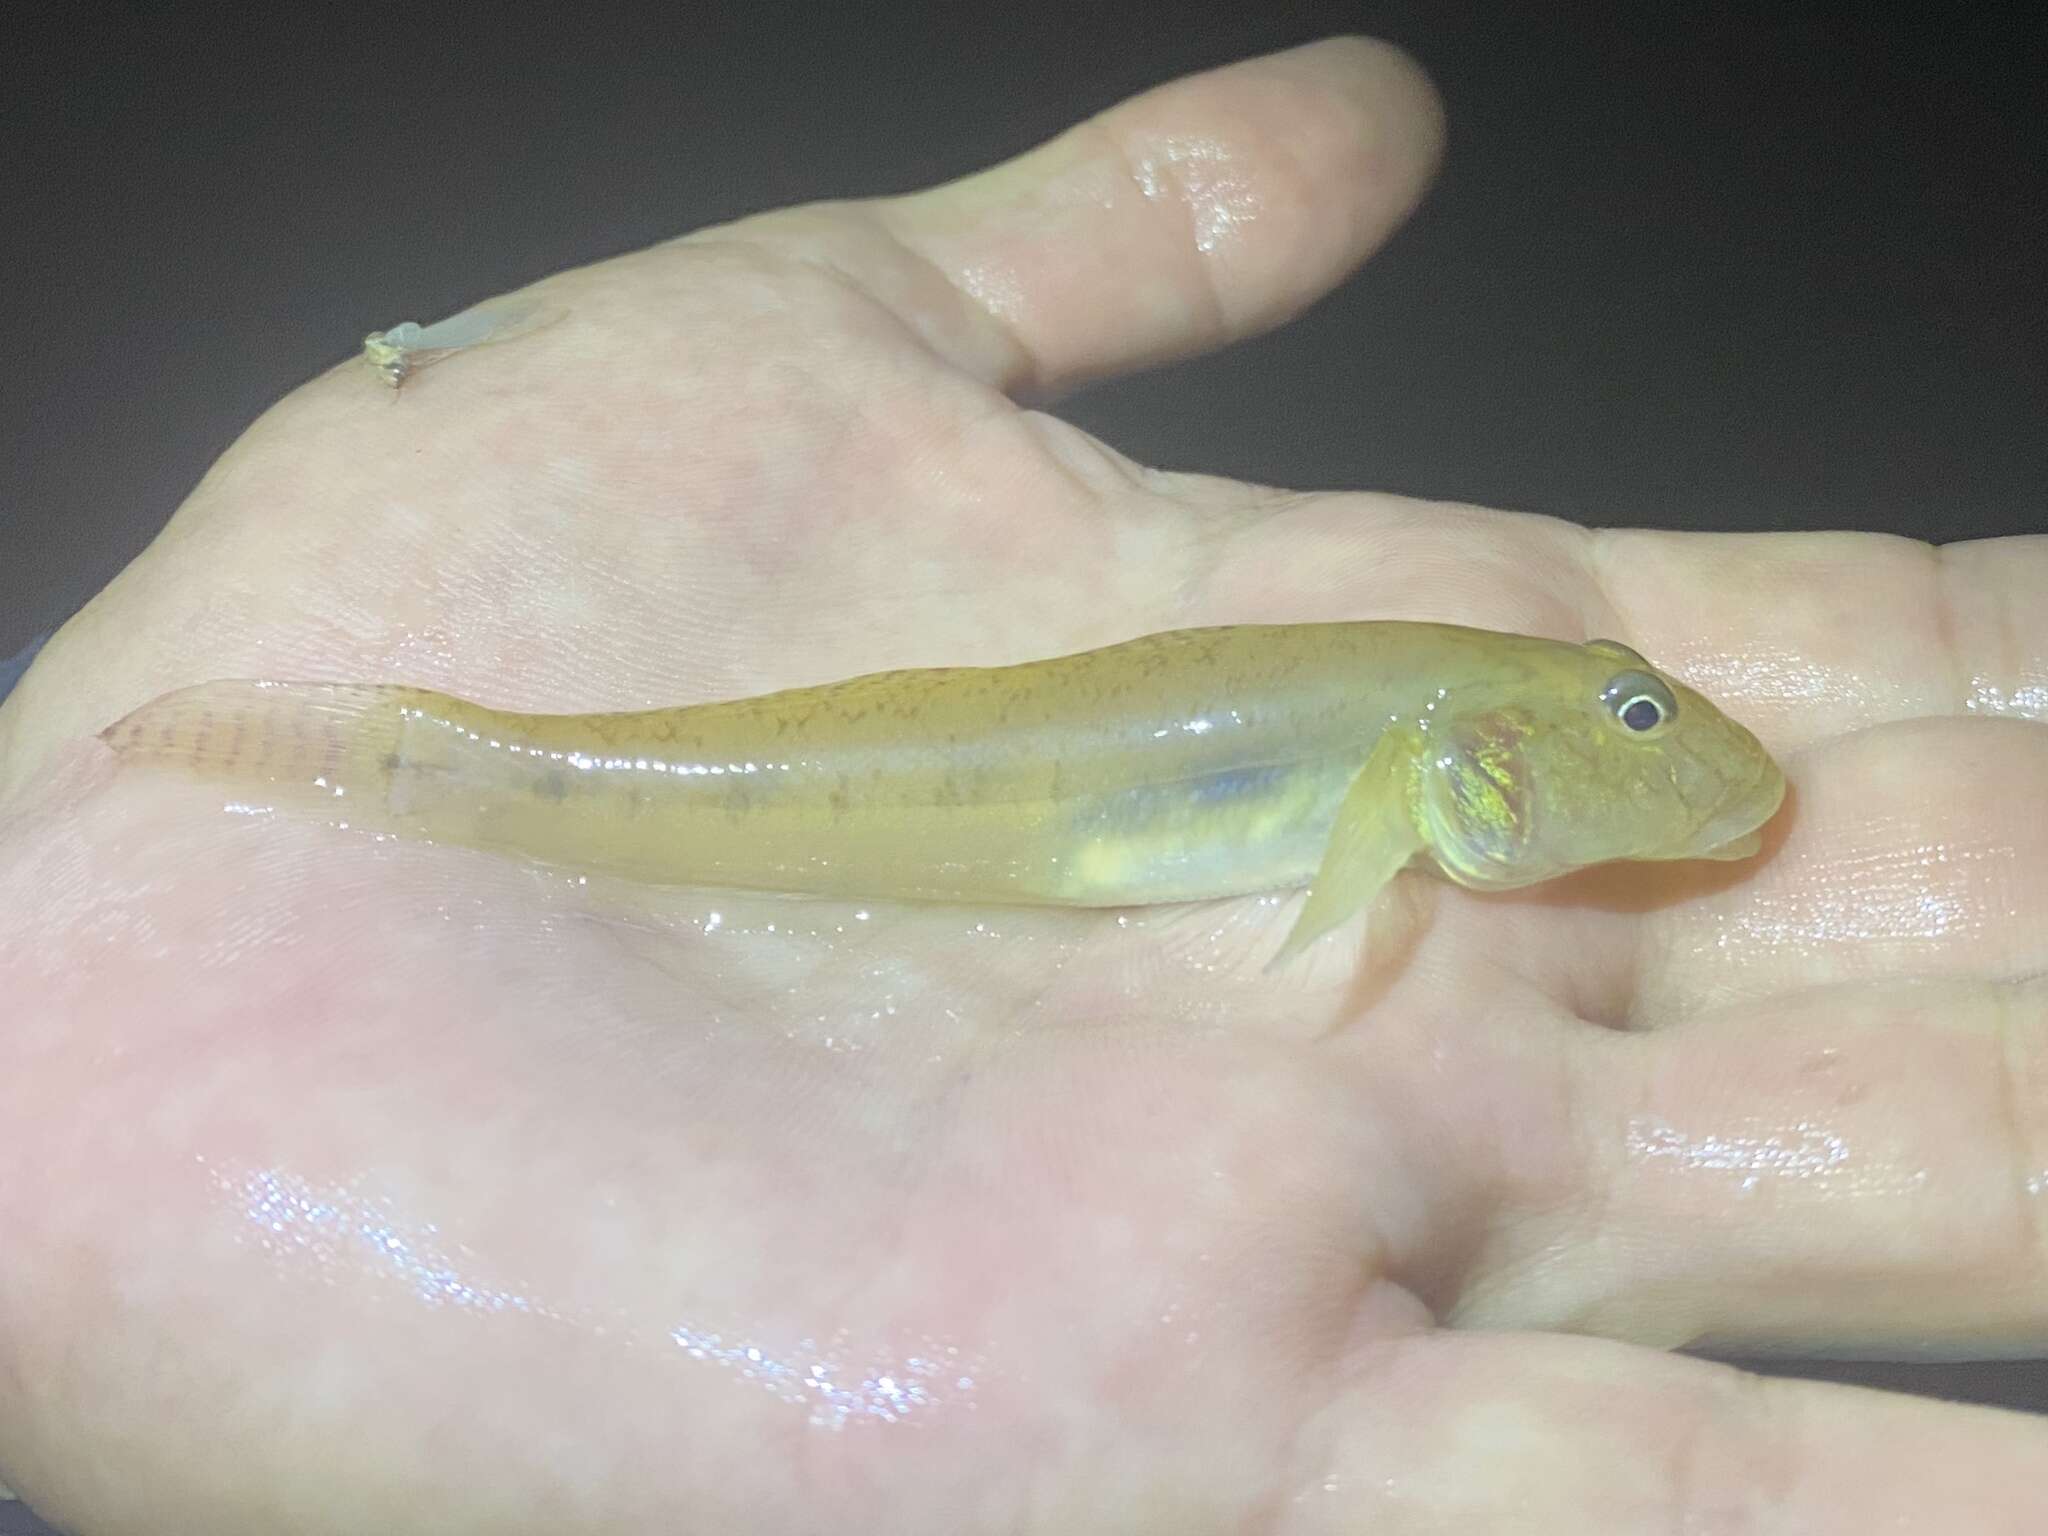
[1451,977,2048,1355]
[1294,1331,2048,1535]
[1173,502,2043,757]
[1637,716,2048,1011]
[1593,529,2048,749]
[730,37,1445,398]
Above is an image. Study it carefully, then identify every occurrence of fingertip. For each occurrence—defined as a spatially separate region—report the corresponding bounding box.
[1259,34,1448,213]
[1147,35,1448,341]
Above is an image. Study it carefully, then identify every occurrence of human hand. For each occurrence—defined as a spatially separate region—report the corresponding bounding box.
[2,36,2043,1534]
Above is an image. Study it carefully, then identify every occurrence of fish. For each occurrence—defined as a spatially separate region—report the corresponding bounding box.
[360,296,563,390]
[98,623,1786,966]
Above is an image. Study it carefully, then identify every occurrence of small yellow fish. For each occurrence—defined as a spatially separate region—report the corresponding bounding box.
[99,624,1785,964]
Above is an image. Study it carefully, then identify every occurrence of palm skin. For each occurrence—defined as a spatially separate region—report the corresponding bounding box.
[1,36,2044,1535]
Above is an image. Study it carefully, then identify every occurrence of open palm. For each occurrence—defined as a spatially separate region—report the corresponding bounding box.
[2,38,2043,1535]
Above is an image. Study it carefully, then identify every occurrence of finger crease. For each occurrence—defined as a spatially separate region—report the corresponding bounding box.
[1989,981,2048,1290]
[1082,117,1232,348]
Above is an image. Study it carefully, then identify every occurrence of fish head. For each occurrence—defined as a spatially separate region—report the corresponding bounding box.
[1415,636,1786,890]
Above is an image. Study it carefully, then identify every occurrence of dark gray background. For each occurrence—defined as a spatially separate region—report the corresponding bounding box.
[2,2,2042,1528]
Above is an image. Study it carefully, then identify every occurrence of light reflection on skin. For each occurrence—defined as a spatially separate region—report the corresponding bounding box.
[669,1324,975,1430]
[1668,644,1886,713]
[1626,1116,1932,1198]
[214,1162,551,1316]
[1670,650,2048,732]
[1129,137,1261,255]
[1627,1117,1853,1193]
[1695,839,2015,960]
[203,1159,978,1430]
[1965,675,2048,720]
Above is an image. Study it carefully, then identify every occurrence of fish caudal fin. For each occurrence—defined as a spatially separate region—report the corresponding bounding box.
[100,680,408,803]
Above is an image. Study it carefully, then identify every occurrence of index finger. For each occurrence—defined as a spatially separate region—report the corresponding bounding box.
[1190,497,2043,750]
[1591,529,2048,749]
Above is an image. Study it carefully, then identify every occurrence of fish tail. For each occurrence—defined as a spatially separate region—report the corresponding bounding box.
[100,680,409,800]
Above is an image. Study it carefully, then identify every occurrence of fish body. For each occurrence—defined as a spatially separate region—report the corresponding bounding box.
[100,623,1786,960]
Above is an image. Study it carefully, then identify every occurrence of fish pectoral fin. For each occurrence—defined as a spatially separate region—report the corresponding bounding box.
[1266,729,1425,972]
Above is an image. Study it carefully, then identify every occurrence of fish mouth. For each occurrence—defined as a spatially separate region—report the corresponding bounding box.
[1694,757,1787,862]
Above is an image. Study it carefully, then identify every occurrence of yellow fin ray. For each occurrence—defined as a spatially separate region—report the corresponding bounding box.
[1266,727,1424,971]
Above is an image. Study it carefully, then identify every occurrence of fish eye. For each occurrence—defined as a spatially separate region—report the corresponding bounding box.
[1619,697,1663,731]
[1600,670,1677,735]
